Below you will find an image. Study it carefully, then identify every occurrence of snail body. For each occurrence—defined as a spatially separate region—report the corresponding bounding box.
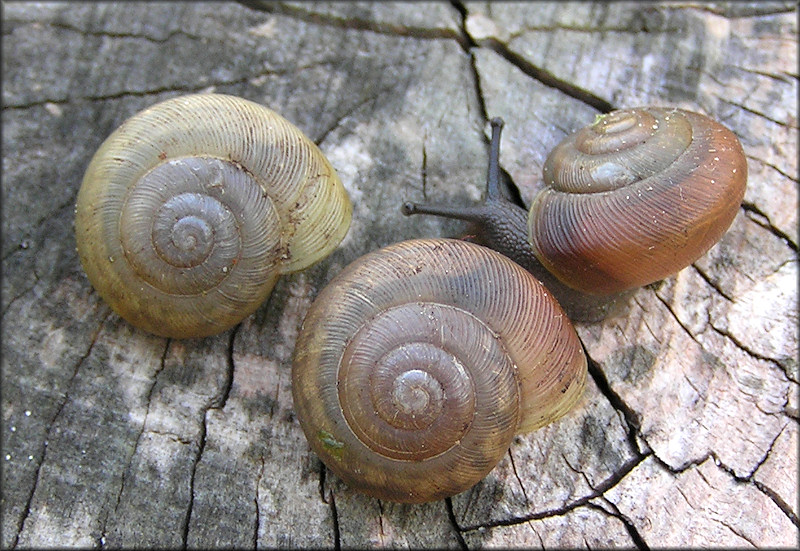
[75,94,351,338]
[403,107,747,321]
[292,238,587,503]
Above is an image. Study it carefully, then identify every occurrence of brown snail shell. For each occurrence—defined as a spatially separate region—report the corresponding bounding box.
[530,107,747,295]
[292,238,587,503]
[75,94,352,338]
[402,109,747,321]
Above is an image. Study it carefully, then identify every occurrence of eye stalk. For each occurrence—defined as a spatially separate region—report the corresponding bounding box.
[402,108,747,322]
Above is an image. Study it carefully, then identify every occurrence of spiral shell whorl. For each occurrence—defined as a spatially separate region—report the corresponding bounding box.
[292,238,586,503]
[543,108,693,193]
[75,94,351,338]
[530,107,747,295]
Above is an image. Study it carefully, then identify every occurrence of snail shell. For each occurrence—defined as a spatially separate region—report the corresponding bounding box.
[530,107,747,295]
[75,94,351,338]
[292,238,587,503]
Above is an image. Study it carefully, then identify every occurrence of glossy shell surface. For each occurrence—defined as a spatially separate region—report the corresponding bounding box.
[75,94,351,338]
[529,107,747,295]
[292,238,587,502]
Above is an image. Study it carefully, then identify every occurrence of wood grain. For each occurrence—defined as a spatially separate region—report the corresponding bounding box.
[2,2,796,548]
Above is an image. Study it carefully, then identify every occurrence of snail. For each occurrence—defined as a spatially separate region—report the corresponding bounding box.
[292,238,587,503]
[403,107,748,321]
[75,93,352,338]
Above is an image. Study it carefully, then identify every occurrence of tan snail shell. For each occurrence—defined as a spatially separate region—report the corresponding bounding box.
[292,238,587,503]
[75,94,351,338]
[530,107,747,295]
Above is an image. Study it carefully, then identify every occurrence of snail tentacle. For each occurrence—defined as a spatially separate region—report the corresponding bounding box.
[401,117,630,321]
[402,107,746,321]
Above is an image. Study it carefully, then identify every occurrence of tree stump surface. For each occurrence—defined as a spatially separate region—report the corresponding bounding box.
[2,2,797,548]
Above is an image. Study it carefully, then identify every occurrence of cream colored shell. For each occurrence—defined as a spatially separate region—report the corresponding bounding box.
[75,94,351,338]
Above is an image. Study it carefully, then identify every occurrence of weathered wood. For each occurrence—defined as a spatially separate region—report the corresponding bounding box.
[2,2,797,548]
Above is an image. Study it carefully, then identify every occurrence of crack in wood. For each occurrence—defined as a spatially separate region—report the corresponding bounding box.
[653,288,797,410]
[654,287,792,412]
[451,2,499,133]
[460,3,617,119]
[253,456,265,548]
[503,20,679,38]
[102,338,170,544]
[719,96,796,127]
[746,153,800,184]
[318,462,328,504]
[691,264,734,302]
[27,19,199,44]
[178,330,240,546]
[526,520,546,548]
[457,478,483,529]
[2,12,207,44]
[460,452,649,533]
[3,62,329,110]
[717,516,760,547]
[141,429,196,446]
[376,500,385,541]
[445,497,469,550]
[676,2,799,18]
[330,490,341,551]
[111,340,171,508]
[734,65,797,85]
[589,499,650,550]
[651,448,717,477]
[754,479,800,528]
[420,137,429,201]
[603,447,799,547]
[2,86,207,110]
[741,203,799,250]
[209,328,238,410]
[181,407,207,548]
[563,453,650,549]
[560,452,596,491]
[1,278,40,320]
[474,36,615,113]
[651,291,707,344]
[707,317,796,382]
[313,89,390,146]
[586,357,644,455]
[507,448,530,507]
[237,1,466,46]
[2,188,79,268]
[12,312,109,548]
[675,483,696,508]
[466,51,489,124]
[654,446,795,541]
[652,444,800,529]
[313,464,339,548]
[747,423,789,478]
[629,297,667,345]
[717,424,800,528]
[682,372,707,401]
